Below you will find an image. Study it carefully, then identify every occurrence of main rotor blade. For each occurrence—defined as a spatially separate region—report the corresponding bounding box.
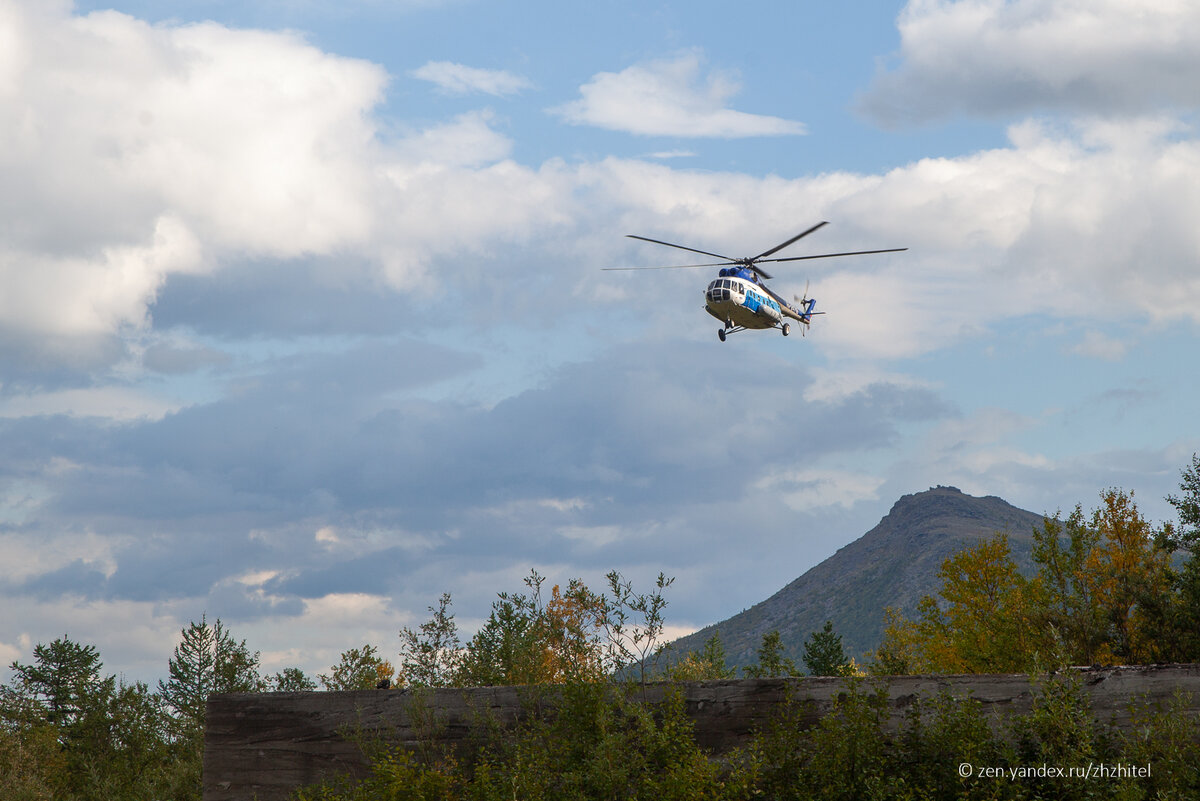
[758,247,908,264]
[625,235,737,263]
[601,261,736,271]
[751,221,829,261]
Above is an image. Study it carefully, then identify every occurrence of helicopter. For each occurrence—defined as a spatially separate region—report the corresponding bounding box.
[605,221,905,341]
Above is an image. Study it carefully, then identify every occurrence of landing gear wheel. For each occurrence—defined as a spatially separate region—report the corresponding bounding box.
[718,328,727,342]
[782,323,790,337]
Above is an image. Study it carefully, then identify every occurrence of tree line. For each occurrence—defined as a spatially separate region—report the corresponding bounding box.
[0,567,846,800]
[3,455,1198,799]
[872,454,1200,674]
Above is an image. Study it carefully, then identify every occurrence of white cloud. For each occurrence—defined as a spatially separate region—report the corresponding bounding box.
[0,3,387,356]
[411,60,532,96]
[552,51,807,138]
[1069,329,1129,361]
[1,215,201,339]
[804,368,937,404]
[557,524,627,548]
[861,0,1200,124]
[0,528,124,583]
[756,469,886,511]
[390,110,513,168]
[0,385,184,421]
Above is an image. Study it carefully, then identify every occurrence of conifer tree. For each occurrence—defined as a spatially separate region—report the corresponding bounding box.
[158,615,263,730]
[744,630,799,678]
[1164,453,1200,660]
[8,636,105,729]
[803,621,851,676]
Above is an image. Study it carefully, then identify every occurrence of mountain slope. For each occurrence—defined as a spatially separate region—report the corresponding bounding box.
[668,486,1045,670]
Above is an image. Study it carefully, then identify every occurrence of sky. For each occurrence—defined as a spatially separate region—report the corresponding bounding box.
[2,0,1199,683]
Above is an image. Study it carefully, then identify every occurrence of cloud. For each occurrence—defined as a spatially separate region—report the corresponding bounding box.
[755,469,887,511]
[1068,329,1129,361]
[9,5,1200,374]
[391,110,514,167]
[860,0,1200,125]
[0,338,951,635]
[0,386,184,421]
[0,3,387,364]
[552,51,807,138]
[411,61,533,96]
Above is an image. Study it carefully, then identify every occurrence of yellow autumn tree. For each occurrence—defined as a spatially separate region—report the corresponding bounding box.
[873,534,1043,674]
[539,580,608,683]
[1084,489,1173,663]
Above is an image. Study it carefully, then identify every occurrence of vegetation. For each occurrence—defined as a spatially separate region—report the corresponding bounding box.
[295,668,1200,800]
[871,471,1200,674]
[802,620,856,677]
[4,456,1200,798]
[741,629,798,678]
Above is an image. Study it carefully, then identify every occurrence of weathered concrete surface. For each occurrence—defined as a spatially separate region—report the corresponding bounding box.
[203,664,1200,801]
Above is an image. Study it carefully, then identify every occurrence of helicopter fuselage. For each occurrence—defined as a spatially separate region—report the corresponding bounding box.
[703,267,809,333]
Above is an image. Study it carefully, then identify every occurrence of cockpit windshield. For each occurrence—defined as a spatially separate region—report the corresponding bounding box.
[706,279,741,303]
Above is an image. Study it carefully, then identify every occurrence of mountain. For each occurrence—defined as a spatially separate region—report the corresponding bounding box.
[667,486,1046,670]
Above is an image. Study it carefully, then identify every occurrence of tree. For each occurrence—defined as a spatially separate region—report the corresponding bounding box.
[8,636,105,729]
[68,678,175,801]
[744,630,799,678]
[153,616,264,801]
[541,579,609,682]
[3,637,178,801]
[872,534,1038,676]
[398,593,462,688]
[318,646,393,691]
[598,571,675,685]
[1085,489,1172,663]
[803,621,852,677]
[400,570,676,689]
[158,615,263,729]
[667,632,735,681]
[272,667,319,692]
[936,533,1041,672]
[455,584,544,687]
[1163,453,1200,660]
[1030,491,1172,664]
[1166,453,1200,547]
[1031,508,1107,665]
[456,571,610,687]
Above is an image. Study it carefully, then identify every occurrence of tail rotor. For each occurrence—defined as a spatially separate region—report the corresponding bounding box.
[794,281,814,336]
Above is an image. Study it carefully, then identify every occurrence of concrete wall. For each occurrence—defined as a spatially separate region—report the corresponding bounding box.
[203,664,1200,801]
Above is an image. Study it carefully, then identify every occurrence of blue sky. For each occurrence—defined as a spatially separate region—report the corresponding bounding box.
[2,0,1199,681]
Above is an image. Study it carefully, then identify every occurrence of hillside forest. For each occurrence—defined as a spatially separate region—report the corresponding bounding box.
[2,455,1199,800]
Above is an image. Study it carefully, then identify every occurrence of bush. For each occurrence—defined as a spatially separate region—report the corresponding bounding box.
[296,672,1200,801]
